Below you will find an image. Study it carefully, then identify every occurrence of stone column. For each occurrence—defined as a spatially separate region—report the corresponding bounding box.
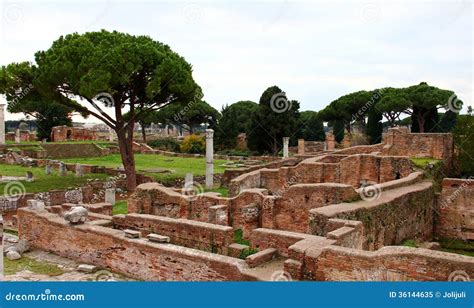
[282,137,290,158]
[184,173,193,190]
[343,132,351,148]
[105,188,116,205]
[205,129,214,189]
[298,139,305,155]
[15,128,20,143]
[59,162,67,176]
[326,133,335,151]
[108,127,114,142]
[75,163,84,177]
[0,104,5,145]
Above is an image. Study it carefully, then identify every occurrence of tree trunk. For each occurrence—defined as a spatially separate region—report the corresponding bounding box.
[141,124,147,143]
[117,127,137,191]
[417,113,425,133]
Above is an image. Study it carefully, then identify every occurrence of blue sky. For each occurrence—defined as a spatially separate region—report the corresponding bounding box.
[0,0,472,122]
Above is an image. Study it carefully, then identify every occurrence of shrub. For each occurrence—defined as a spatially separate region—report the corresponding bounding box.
[452,114,474,177]
[147,138,180,152]
[180,134,205,154]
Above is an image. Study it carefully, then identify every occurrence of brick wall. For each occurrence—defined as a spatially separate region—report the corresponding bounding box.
[381,127,453,160]
[310,180,434,250]
[113,213,234,255]
[18,208,251,281]
[311,245,474,281]
[437,178,474,240]
[229,154,414,196]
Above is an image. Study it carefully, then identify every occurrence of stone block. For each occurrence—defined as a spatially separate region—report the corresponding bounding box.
[64,206,88,224]
[147,233,170,243]
[77,264,97,273]
[124,229,140,239]
[245,248,277,268]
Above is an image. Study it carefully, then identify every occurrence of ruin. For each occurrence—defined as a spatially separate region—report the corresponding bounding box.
[50,125,98,142]
[8,127,473,282]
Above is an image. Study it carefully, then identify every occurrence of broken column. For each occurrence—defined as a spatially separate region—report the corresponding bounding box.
[0,104,5,145]
[326,132,335,151]
[205,129,214,189]
[64,206,88,224]
[298,139,305,155]
[184,173,193,190]
[14,128,20,143]
[283,137,290,158]
[59,162,67,176]
[343,132,351,148]
[108,127,114,142]
[75,163,84,177]
[105,188,116,205]
[45,163,52,175]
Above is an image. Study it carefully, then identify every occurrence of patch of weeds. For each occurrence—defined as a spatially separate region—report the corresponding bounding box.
[401,239,418,247]
[113,200,128,215]
[438,237,474,257]
[234,229,250,246]
[239,247,259,259]
[4,256,64,276]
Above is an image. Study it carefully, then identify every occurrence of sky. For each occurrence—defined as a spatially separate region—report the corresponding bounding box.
[0,0,472,123]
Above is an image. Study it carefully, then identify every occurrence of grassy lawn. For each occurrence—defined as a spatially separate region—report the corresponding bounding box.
[0,164,110,195]
[402,238,474,257]
[411,158,441,168]
[4,256,64,276]
[63,154,229,183]
[113,200,128,215]
[204,187,229,197]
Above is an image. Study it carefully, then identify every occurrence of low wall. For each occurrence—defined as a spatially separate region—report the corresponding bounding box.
[310,180,434,250]
[18,208,251,281]
[113,213,234,255]
[41,143,106,158]
[437,178,474,240]
[229,153,414,196]
[310,245,474,281]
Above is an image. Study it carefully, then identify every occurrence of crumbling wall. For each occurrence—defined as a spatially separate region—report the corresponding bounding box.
[382,127,453,160]
[18,208,250,281]
[271,183,358,233]
[113,213,234,254]
[437,178,474,240]
[309,180,434,250]
[309,245,474,281]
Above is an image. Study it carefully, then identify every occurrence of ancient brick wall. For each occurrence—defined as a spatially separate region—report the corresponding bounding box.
[229,154,415,196]
[437,178,474,240]
[50,126,97,142]
[18,209,251,281]
[310,180,434,250]
[381,127,453,160]
[271,183,358,233]
[113,213,234,255]
[309,245,474,281]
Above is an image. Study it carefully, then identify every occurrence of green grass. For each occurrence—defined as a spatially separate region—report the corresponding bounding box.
[4,256,64,276]
[438,238,474,257]
[63,154,229,183]
[233,229,259,259]
[401,239,418,247]
[411,158,441,168]
[204,187,229,197]
[0,164,110,195]
[113,200,128,215]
